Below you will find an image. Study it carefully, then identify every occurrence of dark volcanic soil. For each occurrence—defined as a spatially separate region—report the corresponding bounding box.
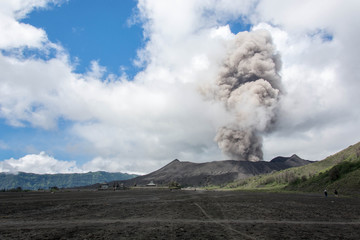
[0,190,359,239]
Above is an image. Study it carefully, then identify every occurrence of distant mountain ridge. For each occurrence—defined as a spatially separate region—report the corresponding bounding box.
[0,171,138,190]
[116,155,312,187]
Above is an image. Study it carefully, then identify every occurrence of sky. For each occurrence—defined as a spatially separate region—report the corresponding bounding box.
[0,0,359,174]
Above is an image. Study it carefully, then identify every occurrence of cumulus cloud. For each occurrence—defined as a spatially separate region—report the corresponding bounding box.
[250,0,360,159]
[0,0,360,173]
[0,0,64,49]
[0,0,236,173]
[0,152,82,174]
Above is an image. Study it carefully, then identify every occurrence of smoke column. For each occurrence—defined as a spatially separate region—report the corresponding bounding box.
[214,29,282,161]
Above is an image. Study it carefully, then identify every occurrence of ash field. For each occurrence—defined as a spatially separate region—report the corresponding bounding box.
[1,189,360,239]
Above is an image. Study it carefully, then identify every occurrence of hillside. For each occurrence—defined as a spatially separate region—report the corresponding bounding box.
[0,171,138,190]
[113,155,312,187]
[285,160,360,195]
[226,141,360,195]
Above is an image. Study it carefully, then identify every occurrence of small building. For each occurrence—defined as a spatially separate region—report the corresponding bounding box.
[146,181,156,187]
[99,182,109,190]
[112,182,126,190]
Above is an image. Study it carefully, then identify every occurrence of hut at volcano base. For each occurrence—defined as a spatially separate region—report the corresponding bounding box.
[146,181,156,187]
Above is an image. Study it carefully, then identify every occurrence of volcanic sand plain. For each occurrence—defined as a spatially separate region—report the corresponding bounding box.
[0,189,359,239]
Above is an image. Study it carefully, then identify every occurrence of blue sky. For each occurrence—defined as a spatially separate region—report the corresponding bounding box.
[21,0,143,77]
[0,0,359,174]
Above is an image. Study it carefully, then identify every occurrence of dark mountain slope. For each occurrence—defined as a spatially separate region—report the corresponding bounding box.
[118,156,312,187]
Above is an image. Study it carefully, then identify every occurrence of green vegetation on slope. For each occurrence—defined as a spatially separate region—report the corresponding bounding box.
[0,171,138,190]
[286,159,360,195]
[225,142,360,195]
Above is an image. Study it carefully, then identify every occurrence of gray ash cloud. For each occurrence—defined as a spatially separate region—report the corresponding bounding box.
[213,29,282,161]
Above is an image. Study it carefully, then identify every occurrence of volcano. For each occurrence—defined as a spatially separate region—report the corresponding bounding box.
[115,155,312,187]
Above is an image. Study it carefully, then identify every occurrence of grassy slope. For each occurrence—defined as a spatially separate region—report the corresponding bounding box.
[286,160,360,195]
[223,141,360,195]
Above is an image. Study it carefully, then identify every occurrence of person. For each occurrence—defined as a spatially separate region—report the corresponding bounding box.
[334,189,338,197]
[324,189,328,197]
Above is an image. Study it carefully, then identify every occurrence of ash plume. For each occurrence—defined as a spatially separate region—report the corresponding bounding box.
[213,29,282,161]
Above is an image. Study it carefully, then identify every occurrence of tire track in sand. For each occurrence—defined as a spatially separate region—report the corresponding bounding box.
[194,202,256,240]
[0,218,360,228]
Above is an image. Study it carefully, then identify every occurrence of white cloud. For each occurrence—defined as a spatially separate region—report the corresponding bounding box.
[0,152,82,174]
[0,0,238,173]
[0,14,46,49]
[0,0,64,49]
[0,0,360,174]
[250,0,360,160]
